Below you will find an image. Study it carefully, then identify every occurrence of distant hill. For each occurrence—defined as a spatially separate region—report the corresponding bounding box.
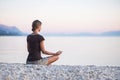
[0,24,26,36]
[43,31,120,36]
[100,31,120,36]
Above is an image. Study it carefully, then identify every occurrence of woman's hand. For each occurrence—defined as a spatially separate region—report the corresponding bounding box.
[54,51,62,56]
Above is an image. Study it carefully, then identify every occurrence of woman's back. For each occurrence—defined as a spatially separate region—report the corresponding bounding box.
[27,34,44,61]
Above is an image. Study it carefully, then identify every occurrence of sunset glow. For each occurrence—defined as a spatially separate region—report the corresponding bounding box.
[0,0,120,33]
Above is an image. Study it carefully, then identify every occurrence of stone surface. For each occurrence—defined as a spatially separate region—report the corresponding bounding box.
[0,63,120,80]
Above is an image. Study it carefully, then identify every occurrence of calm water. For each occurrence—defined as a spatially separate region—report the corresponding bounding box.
[0,36,120,66]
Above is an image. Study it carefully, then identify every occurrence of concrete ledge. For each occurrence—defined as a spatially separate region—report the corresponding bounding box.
[0,63,120,80]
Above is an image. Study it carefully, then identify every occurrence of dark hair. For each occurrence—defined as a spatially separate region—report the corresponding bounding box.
[32,20,42,31]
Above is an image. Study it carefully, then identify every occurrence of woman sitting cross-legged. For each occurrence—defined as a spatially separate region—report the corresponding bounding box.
[26,20,62,65]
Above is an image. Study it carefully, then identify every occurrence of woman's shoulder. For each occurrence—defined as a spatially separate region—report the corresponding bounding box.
[38,34,44,37]
[38,34,45,41]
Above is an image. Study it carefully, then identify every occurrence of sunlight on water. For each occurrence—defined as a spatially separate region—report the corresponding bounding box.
[0,36,120,66]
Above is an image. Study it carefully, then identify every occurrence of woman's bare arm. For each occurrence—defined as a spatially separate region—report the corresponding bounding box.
[40,41,62,55]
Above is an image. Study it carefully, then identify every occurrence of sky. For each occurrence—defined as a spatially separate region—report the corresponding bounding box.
[0,0,120,34]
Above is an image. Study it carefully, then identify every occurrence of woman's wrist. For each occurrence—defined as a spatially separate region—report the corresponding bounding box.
[52,53,56,55]
[53,51,62,55]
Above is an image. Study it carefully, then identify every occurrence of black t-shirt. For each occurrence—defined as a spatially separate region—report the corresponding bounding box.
[27,34,45,61]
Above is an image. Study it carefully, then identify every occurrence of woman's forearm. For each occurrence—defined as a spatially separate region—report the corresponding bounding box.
[42,50,55,55]
[40,41,62,55]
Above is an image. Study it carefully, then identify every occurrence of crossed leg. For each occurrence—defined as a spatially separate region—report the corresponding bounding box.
[47,55,59,65]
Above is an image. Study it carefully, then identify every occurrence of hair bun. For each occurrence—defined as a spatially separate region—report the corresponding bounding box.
[32,28,35,31]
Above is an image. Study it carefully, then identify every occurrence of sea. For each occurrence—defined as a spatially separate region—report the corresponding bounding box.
[0,36,120,66]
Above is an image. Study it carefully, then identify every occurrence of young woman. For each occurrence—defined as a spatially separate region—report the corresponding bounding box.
[26,20,62,65]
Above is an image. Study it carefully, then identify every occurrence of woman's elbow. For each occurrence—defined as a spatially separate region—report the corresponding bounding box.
[42,50,46,54]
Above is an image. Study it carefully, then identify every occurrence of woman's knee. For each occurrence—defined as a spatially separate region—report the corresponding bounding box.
[51,55,59,61]
[54,55,59,60]
[48,55,59,63]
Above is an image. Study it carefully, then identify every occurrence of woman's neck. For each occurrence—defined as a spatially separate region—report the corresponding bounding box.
[32,31,39,35]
